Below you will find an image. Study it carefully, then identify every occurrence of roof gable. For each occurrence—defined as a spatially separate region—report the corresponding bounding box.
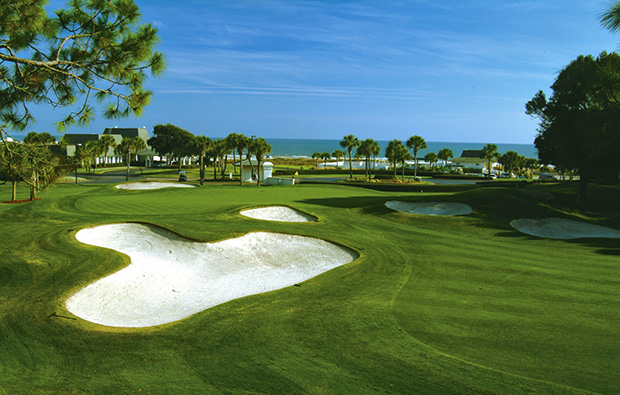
[460,150,484,158]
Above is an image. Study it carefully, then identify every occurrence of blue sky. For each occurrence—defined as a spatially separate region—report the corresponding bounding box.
[37,1,620,143]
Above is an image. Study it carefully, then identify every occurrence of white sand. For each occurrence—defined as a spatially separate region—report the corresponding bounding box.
[510,217,620,239]
[240,206,317,222]
[66,223,356,327]
[116,182,195,190]
[385,201,473,216]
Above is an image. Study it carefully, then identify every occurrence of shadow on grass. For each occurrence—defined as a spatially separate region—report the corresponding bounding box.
[297,186,620,257]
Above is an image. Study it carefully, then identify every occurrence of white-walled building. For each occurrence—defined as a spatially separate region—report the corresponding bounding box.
[451,150,498,173]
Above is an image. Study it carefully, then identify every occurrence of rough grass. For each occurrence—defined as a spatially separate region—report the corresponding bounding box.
[0,181,618,394]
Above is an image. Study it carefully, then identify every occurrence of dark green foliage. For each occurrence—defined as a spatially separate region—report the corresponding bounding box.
[357,138,380,181]
[116,136,145,181]
[438,148,453,167]
[480,143,498,178]
[339,134,359,179]
[147,124,194,170]
[406,135,427,178]
[526,52,620,202]
[249,137,272,186]
[0,0,164,136]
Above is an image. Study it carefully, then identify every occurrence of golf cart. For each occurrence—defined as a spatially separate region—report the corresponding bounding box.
[178,171,187,182]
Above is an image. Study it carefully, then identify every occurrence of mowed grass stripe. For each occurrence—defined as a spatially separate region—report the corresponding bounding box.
[392,213,620,393]
[0,181,618,393]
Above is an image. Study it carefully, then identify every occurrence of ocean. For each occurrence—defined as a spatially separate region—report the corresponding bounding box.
[7,133,537,159]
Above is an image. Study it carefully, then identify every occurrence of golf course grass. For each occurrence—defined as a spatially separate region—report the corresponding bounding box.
[0,180,618,393]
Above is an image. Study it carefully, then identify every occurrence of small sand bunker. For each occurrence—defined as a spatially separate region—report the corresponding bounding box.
[385,201,472,216]
[116,182,195,190]
[240,206,316,222]
[510,218,620,239]
[66,223,356,327]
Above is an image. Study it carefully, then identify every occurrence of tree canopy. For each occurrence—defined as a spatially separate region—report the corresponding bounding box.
[0,0,164,139]
[480,144,498,178]
[116,135,146,181]
[406,135,426,178]
[526,52,620,201]
[340,134,359,179]
[148,124,194,169]
[357,138,380,181]
[437,148,453,167]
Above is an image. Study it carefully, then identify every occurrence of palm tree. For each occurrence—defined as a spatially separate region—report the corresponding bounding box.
[225,133,240,173]
[386,139,404,180]
[235,134,249,185]
[498,150,520,176]
[194,135,213,185]
[211,139,228,180]
[84,140,103,171]
[320,152,331,168]
[481,143,499,179]
[331,149,345,167]
[311,152,321,168]
[249,137,272,187]
[424,152,438,168]
[99,135,117,167]
[116,136,146,181]
[392,144,411,182]
[358,138,380,181]
[600,2,620,32]
[406,135,427,178]
[437,148,453,167]
[339,134,359,179]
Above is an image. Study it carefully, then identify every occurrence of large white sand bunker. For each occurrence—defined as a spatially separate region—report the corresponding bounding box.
[66,223,356,327]
[510,217,620,239]
[385,201,473,216]
[116,182,195,190]
[240,206,317,222]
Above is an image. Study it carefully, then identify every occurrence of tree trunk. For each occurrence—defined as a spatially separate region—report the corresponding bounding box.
[348,151,353,179]
[256,159,261,187]
[487,159,492,179]
[199,155,205,185]
[126,152,131,181]
[414,154,418,178]
[11,179,16,201]
[401,162,405,181]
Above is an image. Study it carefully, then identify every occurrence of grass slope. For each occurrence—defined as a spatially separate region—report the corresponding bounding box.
[0,181,618,394]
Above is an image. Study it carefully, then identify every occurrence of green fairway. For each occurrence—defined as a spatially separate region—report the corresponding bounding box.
[0,181,618,394]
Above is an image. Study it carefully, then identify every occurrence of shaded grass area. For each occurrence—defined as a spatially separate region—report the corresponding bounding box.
[0,181,619,393]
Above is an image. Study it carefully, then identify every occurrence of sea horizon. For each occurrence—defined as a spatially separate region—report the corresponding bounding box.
[7,133,538,160]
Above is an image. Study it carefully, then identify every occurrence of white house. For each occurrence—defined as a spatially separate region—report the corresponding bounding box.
[451,150,498,173]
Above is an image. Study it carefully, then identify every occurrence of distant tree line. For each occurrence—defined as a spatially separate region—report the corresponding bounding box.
[147,124,271,186]
[313,135,536,182]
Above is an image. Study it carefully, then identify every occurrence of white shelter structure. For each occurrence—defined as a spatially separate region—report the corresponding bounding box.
[237,159,273,184]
